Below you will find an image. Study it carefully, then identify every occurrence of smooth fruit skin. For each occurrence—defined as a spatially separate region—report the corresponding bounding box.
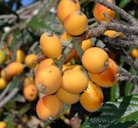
[57,0,80,22]
[0,121,7,128]
[36,95,62,121]
[56,87,80,104]
[35,65,61,95]
[80,81,104,112]
[16,49,25,63]
[36,97,52,121]
[0,77,7,90]
[64,11,88,36]
[0,50,6,65]
[40,33,62,58]
[104,30,123,39]
[23,84,38,101]
[82,47,109,73]
[3,62,24,79]
[62,68,88,93]
[60,31,73,41]
[93,0,116,22]
[35,58,54,75]
[81,39,93,51]
[25,54,37,68]
[130,48,138,59]
[89,58,118,88]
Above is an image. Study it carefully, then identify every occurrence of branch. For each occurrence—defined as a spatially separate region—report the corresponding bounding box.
[0,81,23,108]
[96,0,138,25]
[117,67,138,85]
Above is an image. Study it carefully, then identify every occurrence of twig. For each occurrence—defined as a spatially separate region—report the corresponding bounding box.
[117,67,138,85]
[0,88,20,108]
[0,81,23,108]
[54,38,81,69]
[0,83,11,101]
[96,0,138,25]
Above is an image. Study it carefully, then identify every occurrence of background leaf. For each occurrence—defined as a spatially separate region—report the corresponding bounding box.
[81,94,138,128]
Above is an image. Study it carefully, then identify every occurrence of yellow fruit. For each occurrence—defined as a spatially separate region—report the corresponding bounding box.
[89,58,118,88]
[23,77,35,87]
[56,87,79,104]
[81,39,93,51]
[0,121,7,128]
[25,54,37,68]
[64,11,88,36]
[23,84,38,101]
[93,0,116,22]
[2,62,24,79]
[104,30,123,38]
[63,64,82,73]
[35,65,61,95]
[130,48,138,59]
[62,68,88,93]
[80,81,104,112]
[57,0,80,22]
[1,68,10,81]
[82,47,109,73]
[35,58,54,75]
[0,50,6,65]
[36,95,62,121]
[60,32,73,41]
[40,33,62,58]
[16,49,25,63]
[0,78,7,90]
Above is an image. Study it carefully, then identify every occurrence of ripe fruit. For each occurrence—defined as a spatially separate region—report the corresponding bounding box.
[2,62,24,79]
[81,39,93,51]
[89,58,118,88]
[130,48,138,59]
[16,49,25,63]
[62,68,88,93]
[23,77,35,87]
[36,95,62,121]
[35,65,61,94]
[82,47,109,73]
[104,30,123,38]
[40,33,62,58]
[0,77,7,90]
[23,84,38,101]
[93,0,116,22]
[0,50,6,65]
[35,58,54,75]
[80,81,104,112]
[57,0,80,22]
[0,121,7,128]
[56,87,80,104]
[64,11,88,36]
[60,31,73,41]
[25,54,37,68]
[63,64,82,73]
[1,68,10,81]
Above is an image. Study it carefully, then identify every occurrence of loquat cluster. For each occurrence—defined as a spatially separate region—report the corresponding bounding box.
[35,0,119,121]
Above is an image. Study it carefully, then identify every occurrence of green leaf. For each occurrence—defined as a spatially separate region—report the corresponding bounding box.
[9,74,23,92]
[81,94,138,128]
[110,83,120,101]
[28,19,60,34]
[5,115,14,128]
[124,67,137,96]
[0,2,19,21]
[124,82,133,96]
[118,0,132,9]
